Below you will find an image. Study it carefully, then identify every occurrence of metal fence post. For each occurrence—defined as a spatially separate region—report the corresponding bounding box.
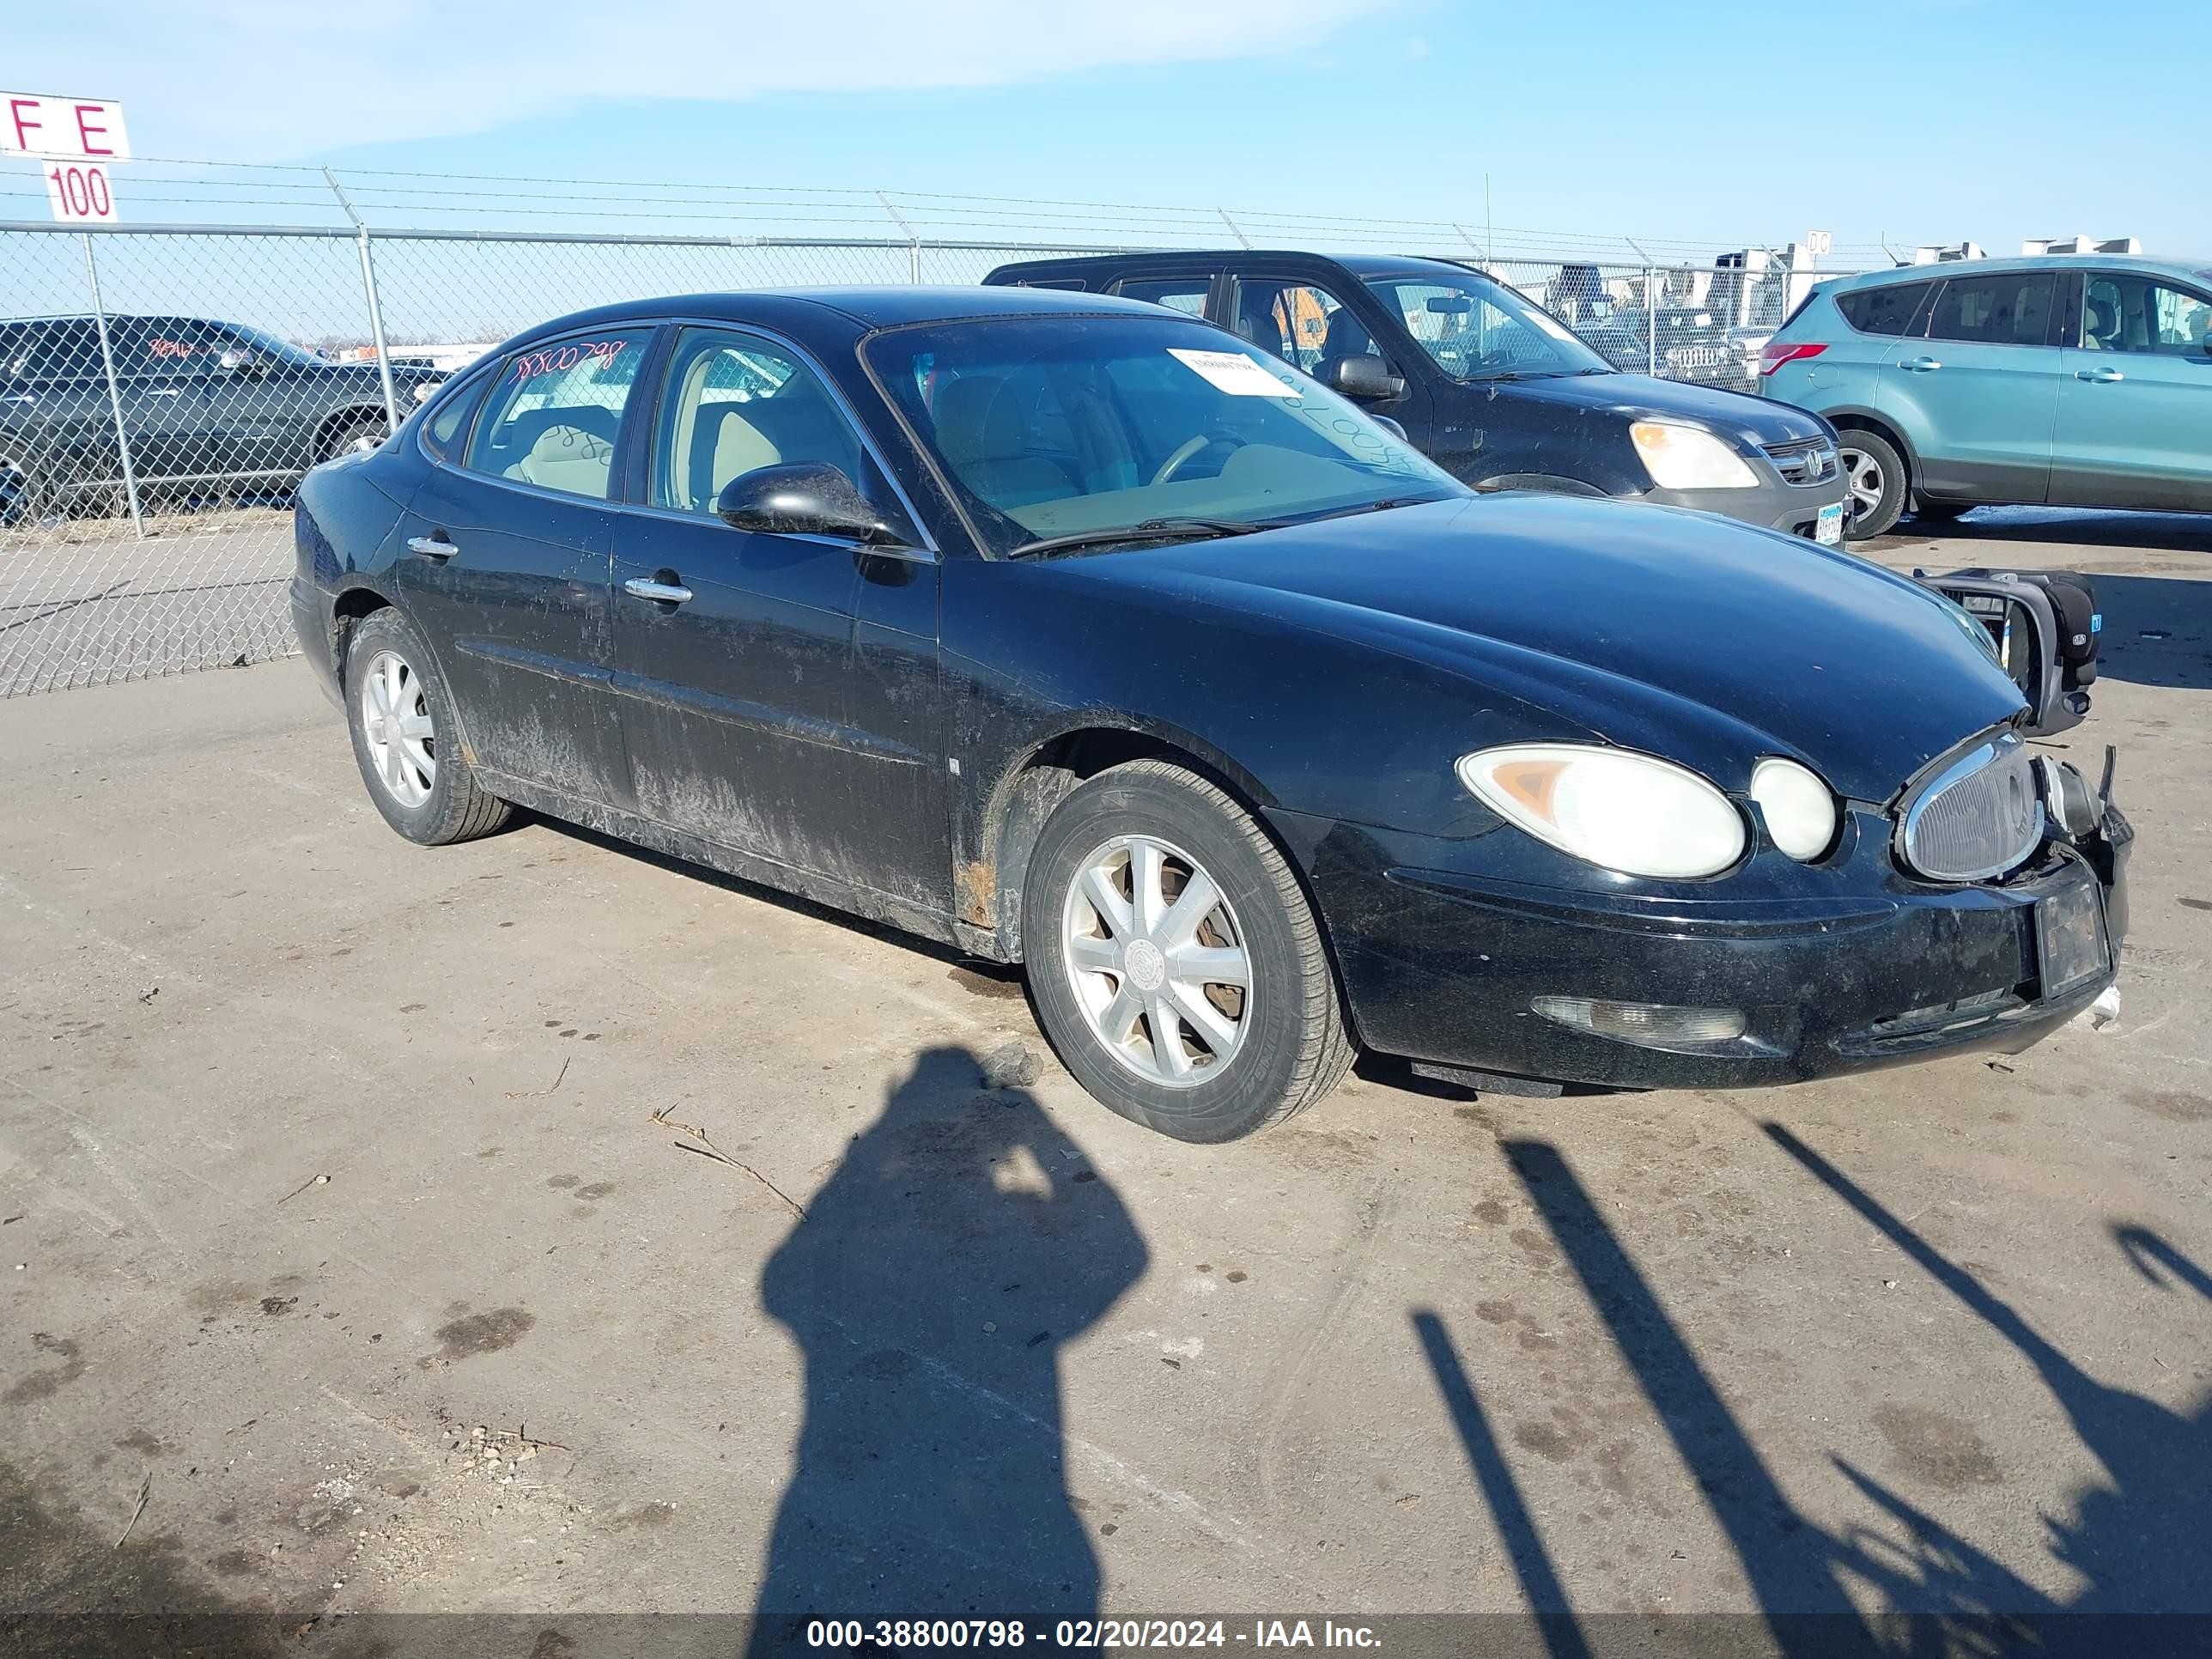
[1218,209,1253,250]
[875,193,922,282]
[1645,267,1658,376]
[325,169,399,429]
[79,233,147,538]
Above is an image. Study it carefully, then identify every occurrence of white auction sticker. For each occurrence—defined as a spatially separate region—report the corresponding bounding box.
[1168,348,1298,397]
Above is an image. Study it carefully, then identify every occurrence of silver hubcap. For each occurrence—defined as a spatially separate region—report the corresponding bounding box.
[1840,445,1885,527]
[1060,834,1251,1089]
[359,649,435,808]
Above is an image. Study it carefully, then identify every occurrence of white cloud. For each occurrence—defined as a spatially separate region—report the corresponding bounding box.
[13,0,1398,158]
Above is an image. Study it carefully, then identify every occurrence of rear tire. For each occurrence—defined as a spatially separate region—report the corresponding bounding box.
[1838,429,1907,540]
[343,608,510,846]
[319,414,390,464]
[1020,760,1352,1142]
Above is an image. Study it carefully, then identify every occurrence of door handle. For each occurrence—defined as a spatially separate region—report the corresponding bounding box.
[147,387,183,397]
[1899,356,1942,372]
[2075,367,2125,384]
[623,576,693,605]
[406,533,457,561]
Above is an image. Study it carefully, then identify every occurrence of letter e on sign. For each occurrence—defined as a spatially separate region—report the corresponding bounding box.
[44,161,120,224]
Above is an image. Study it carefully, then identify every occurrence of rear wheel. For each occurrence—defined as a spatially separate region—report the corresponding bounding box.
[1020,760,1352,1142]
[1838,429,1907,540]
[319,414,390,464]
[343,609,510,845]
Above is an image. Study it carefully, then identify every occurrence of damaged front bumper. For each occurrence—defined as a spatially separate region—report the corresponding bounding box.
[1273,794,2132,1093]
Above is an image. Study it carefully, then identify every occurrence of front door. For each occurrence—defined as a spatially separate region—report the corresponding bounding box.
[1220,271,1438,453]
[2051,270,2212,510]
[607,325,948,910]
[1877,268,2061,505]
[391,325,655,807]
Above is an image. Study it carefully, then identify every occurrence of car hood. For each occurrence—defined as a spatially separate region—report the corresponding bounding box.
[1505,371,1827,446]
[1078,495,2024,803]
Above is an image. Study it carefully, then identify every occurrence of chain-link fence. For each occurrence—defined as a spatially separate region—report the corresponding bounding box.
[1,214,1838,698]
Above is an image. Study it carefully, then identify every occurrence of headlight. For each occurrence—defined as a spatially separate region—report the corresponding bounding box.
[1458,744,1746,879]
[1629,421,1758,490]
[1748,757,1839,860]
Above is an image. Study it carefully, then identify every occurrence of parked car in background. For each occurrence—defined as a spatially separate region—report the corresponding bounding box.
[0,313,444,524]
[293,285,2128,1144]
[985,252,1852,544]
[1759,255,2212,538]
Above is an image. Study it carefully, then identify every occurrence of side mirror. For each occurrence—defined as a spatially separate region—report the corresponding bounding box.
[218,347,270,378]
[715,462,902,545]
[1328,353,1406,403]
[1370,415,1408,442]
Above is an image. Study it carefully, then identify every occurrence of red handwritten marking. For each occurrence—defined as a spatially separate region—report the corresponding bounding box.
[508,338,629,383]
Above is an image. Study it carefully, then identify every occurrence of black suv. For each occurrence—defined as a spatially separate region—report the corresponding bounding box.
[0,314,445,523]
[985,252,1851,543]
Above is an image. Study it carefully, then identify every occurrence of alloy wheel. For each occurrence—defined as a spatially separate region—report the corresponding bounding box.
[1839,445,1885,532]
[359,649,435,808]
[1060,833,1251,1088]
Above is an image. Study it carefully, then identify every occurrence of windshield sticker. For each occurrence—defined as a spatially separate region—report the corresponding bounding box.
[1168,348,1299,398]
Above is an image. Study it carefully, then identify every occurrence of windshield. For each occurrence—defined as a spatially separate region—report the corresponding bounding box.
[865,313,1462,559]
[1362,270,1611,381]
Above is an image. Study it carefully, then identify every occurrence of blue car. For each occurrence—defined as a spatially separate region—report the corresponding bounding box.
[1758,255,2212,538]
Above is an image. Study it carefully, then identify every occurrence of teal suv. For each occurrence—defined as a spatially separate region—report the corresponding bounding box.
[1759,255,2212,538]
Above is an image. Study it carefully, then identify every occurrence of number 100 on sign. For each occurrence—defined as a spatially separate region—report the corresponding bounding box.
[46,161,118,223]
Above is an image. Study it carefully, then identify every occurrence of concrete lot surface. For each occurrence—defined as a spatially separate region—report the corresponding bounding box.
[1,513,2208,1654]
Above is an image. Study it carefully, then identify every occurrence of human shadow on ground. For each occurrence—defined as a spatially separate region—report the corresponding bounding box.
[748,1046,1147,1650]
[1412,1130,2211,1658]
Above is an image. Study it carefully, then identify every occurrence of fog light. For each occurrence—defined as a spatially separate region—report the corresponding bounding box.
[1533,995,1747,1048]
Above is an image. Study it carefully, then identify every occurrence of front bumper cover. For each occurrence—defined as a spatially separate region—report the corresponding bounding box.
[1275,803,2131,1092]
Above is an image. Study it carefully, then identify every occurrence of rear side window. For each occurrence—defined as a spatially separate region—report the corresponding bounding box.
[1835,281,1936,336]
[1925,272,2057,347]
[3,319,103,380]
[463,329,653,501]
[422,367,495,460]
[1114,278,1211,316]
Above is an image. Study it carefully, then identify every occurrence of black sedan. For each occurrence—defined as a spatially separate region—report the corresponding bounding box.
[290,286,2130,1143]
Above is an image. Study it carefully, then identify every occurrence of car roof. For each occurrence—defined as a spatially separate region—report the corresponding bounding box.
[520,283,1171,341]
[1830,254,2212,290]
[990,249,1485,283]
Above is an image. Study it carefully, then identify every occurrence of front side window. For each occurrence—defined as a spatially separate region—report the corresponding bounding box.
[1114,278,1211,317]
[1363,270,1609,380]
[1835,281,1935,337]
[1926,272,2056,347]
[1227,280,1364,375]
[464,328,652,501]
[2080,272,2212,356]
[866,312,1460,559]
[649,328,874,516]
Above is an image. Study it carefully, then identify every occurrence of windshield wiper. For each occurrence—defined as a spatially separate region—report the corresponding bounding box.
[1292,495,1455,525]
[1005,517,1267,561]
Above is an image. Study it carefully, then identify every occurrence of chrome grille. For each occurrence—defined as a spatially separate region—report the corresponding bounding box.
[1762,435,1839,487]
[1897,732,2043,882]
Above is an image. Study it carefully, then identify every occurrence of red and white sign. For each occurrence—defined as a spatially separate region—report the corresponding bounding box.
[44,161,118,223]
[0,92,131,162]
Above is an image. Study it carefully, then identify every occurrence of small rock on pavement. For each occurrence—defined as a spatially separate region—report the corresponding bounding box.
[981,1041,1041,1091]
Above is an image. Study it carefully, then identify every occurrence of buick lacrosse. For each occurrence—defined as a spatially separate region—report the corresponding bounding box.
[291,286,2130,1141]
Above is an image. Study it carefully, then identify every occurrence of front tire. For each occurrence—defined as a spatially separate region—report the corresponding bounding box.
[1838,429,1907,540]
[343,609,510,845]
[1020,760,1352,1142]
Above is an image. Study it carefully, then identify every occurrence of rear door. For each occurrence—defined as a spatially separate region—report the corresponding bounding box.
[1879,269,2061,505]
[2051,270,2212,509]
[392,325,655,808]
[606,324,948,909]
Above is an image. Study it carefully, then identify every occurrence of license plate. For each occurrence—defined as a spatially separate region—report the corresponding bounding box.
[1815,501,1844,544]
[2036,879,2110,998]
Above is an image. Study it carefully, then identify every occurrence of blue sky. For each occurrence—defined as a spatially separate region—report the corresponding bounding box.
[13,0,2203,264]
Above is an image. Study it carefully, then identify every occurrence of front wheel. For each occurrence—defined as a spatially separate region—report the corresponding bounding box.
[1838,430,1907,540]
[1020,760,1352,1142]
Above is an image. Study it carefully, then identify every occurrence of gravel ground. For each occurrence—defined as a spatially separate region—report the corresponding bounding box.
[0,508,2206,1656]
